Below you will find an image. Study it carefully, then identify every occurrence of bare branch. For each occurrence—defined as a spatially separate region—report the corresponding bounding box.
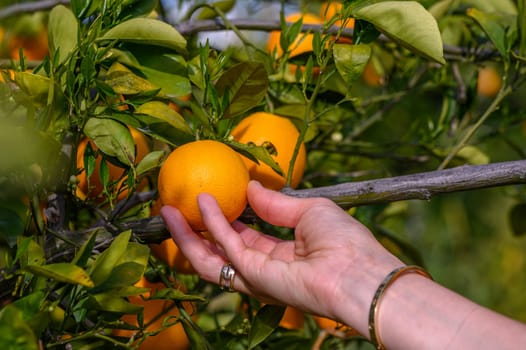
[282,160,526,207]
[120,159,526,243]
[0,0,70,19]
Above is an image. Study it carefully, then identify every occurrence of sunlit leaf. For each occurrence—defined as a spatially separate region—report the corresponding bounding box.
[13,72,51,105]
[84,118,135,166]
[89,230,131,286]
[135,101,193,134]
[457,145,489,165]
[105,62,160,96]
[136,150,165,176]
[25,263,94,287]
[93,242,149,291]
[352,1,445,64]
[194,0,236,20]
[467,7,515,57]
[248,304,286,349]
[100,18,187,53]
[333,43,371,88]
[16,237,45,268]
[139,66,191,98]
[48,5,78,65]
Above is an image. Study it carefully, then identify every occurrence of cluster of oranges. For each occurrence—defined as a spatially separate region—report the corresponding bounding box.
[156,111,307,232]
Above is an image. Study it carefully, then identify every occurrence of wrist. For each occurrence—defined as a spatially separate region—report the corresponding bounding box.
[331,251,404,336]
[369,265,433,349]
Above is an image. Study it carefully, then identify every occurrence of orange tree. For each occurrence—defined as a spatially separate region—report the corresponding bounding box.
[1,0,526,349]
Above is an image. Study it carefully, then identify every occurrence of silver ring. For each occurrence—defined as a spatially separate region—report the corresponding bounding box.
[219,263,236,292]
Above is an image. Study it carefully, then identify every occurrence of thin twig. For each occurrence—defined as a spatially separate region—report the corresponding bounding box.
[0,0,70,19]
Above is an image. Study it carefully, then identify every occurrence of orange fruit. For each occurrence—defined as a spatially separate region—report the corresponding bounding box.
[267,13,324,59]
[362,61,384,87]
[149,238,196,275]
[8,29,48,61]
[157,140,249,231]
[279,306,305,329]
[168,94,192,113]
[477,66,502,98]
[320,1,354,33]
[231,112,307,190]
[113,277,191,350]
[76,127,150,200]
[313,316,359,337]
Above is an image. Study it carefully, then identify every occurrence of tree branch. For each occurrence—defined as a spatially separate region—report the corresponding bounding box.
[1,160,524,296]
[282,160,526,207]
[0,0,70,19]
[115,159,526,244]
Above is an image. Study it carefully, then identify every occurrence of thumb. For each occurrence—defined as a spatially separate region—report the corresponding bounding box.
[247,180,322,228]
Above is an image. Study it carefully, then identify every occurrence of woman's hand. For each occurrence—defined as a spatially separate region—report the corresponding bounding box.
[162,181,526,349]
[161,181,402,333]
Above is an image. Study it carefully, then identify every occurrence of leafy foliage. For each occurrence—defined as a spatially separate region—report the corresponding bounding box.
[0,0,525,349]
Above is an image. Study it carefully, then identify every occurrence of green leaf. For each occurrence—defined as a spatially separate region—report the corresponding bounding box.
[248,304,286,349]
[139,66,191,98]
[93,242,149,291]
[352,1,445,64]
[48,5,78,65]
[70,0,100,19]
[281,16,304,56]
[333,43,371,88]
[0,305,38,350]
[135,101,193,135]
[119,0,158,19]
[150,288,207,303]
[88,293,143,313]
[428,0,454,20]
[24,263,94,288]
[467,7,514,57]
[84,118,135,166]
[100,18,187,54]
[509,203,526,237]
[16,237,45,268]
[136,150,165,177]
[105,62,160,96]
[72,230,99,267]
[227,140,283,176]
[0,207,24,247]
[182,318,214,350]
[462,0,517,15]
[457,145,489,165]
[273,105,318,142]
[89,230,131,286]
[195,0,236,20]
[135,118,195,147]
[13,72,51,105]
[215,62,269,119]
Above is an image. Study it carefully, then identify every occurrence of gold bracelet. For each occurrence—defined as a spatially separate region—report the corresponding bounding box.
[368,265,433,350]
